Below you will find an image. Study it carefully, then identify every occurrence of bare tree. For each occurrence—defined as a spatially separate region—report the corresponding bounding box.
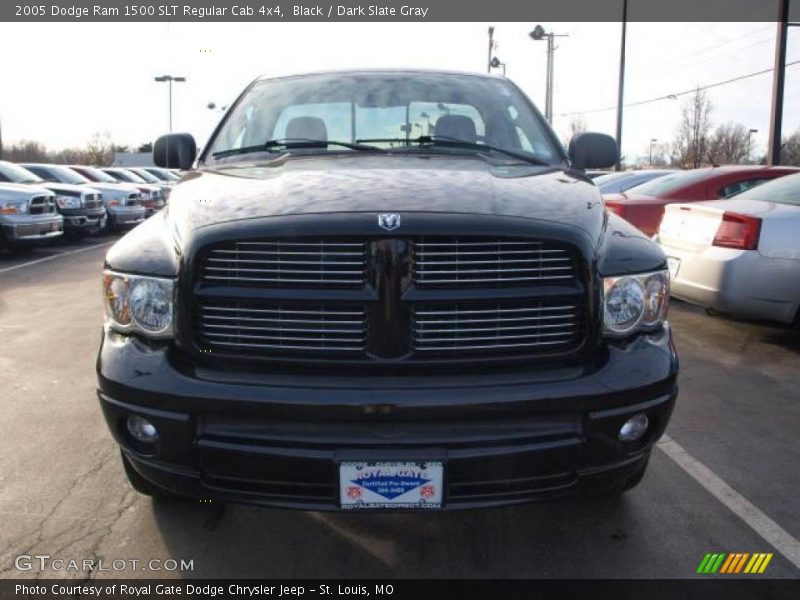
[708,122,751,165]
[85,131,114,166]
[563,114,588,147]
[781,128,800,166]
[5,140,49,162]
[672,87,713,168]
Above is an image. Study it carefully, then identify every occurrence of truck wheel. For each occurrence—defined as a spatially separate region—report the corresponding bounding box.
[120,451,183,500]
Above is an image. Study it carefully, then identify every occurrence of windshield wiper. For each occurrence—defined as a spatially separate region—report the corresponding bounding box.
[212,138,384,159]
[356,135,550,167]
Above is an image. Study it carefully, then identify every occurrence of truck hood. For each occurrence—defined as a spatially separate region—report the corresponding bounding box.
[0,182,54,201]
[167,155,604,237]
[40,182,99,196]
[85,182,139,197]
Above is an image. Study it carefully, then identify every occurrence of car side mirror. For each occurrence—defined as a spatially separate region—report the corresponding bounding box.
[568,132,618,170]
[153,133,197,170]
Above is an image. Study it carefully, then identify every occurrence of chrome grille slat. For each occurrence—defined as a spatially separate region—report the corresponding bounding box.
[206,340,365,352]
[201,237,366,288]
[413,300,582,356]
[196,300,367,357]
[413,237,577,288]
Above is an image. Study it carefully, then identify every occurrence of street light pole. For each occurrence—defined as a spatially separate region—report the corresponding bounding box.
[530,25,568,124]
[487,27,495,74]
[154,75,186,132]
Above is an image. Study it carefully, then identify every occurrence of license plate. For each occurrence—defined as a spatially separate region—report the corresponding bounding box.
[667,256,680,280]
[339,461,443,510]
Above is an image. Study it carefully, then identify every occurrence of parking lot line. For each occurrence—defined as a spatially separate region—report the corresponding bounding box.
[658,434,800,570]
[0,241,113,275]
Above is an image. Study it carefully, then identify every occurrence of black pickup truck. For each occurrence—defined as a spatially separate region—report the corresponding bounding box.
[97,70,677,511]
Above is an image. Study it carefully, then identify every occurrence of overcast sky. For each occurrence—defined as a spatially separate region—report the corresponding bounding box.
[0,21,797,162]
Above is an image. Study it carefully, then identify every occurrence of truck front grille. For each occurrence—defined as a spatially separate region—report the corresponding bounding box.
[413,237,575,287]
[195,300,367,356]
[200,239,367,288]
[412,301,582,355]
[126,194,141,206]
[190,234,587,367]
[83,194,102,209]
[29,195,56,215]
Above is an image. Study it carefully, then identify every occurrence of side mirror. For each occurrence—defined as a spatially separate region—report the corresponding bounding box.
[153,133,197,170]
[568,132,618,170]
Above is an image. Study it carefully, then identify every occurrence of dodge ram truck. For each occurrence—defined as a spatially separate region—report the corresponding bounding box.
[97,70,678,511]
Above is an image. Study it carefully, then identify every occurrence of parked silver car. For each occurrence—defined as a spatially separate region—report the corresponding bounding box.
[128,167,175,196]
[657,172,800,324]
[0,182,63,250]
[67,166,146,231]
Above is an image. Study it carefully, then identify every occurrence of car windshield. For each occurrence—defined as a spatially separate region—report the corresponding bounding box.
[627,168,713,197]
[38,165,91,185]
[73,166,118,183]
[131,169,161,183]
[734,172,800,206]
[110,170,147,184]
[0,161,45,184]
[148,168,179,181]
[206,72,563,165]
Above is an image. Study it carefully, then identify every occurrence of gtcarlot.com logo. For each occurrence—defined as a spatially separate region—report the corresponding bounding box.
[697,552,773,574]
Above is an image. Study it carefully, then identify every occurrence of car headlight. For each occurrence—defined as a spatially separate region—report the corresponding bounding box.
[0,199,27,214]
[54,195,81,209]
[603,270,669,336]
[102,271,174,338]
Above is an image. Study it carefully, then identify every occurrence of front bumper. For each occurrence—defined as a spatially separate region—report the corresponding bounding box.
[59,207,106,234]
[661,242,798,324]
[1,213,63,244]
[142,200,165,217]
[97,325,678,511]
[108,205,146,228]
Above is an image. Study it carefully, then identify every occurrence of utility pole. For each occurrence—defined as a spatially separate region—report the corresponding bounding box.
[767,0,789,165]
[487,27,495,73]
[615,0,628,171]
[154,75,187,132]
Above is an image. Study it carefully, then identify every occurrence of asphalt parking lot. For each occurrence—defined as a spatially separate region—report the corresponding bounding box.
[0,237,798,579]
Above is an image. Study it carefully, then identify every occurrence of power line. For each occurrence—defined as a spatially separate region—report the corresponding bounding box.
[559,59,800,117]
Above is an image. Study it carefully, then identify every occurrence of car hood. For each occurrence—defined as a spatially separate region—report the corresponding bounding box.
[167,155,604,236]
[0,182,54,201]
[86,182,139,196]
[41,182,99,196]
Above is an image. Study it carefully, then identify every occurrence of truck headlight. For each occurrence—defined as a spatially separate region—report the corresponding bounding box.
[102,271,174,338]
[0,200,27,214]
[603,270,669,336]
[55,195,81,209]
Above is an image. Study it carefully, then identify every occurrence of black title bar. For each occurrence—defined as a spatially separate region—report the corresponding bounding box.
[4,0,800,22]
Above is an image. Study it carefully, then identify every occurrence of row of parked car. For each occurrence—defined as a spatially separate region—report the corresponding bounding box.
[590,165,800,325]
[0,162,180,251]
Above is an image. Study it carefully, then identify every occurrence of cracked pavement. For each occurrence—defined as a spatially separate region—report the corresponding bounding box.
[0,239,798,579]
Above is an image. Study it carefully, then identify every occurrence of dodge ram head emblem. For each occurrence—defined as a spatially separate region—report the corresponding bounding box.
[378,213,401,231]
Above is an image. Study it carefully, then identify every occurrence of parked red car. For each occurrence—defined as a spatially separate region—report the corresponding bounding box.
[604,165,800,236]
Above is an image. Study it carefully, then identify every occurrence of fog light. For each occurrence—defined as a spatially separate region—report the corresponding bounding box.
[126,415,159,443]
[618,413,649,442]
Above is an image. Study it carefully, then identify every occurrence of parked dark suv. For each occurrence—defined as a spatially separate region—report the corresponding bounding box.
[97,70,678,511]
